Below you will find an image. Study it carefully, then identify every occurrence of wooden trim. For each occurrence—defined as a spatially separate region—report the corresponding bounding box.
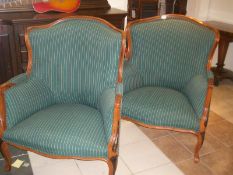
[122,116,198,135]
[125,14,220,60]
[0,82,15,138]
[107,28,126,160]
[6,140,108,161]
[199,79,214,132]
[25,15,124,76]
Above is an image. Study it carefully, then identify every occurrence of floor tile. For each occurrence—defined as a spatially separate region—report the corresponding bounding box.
[208,111,224,125]
[76,157,132,175]
[120,139,170,173]
[120,121,149,146]
[153,135,192,163]
[138,126,170,140]
[136,163,184,175]
[176,159,215,175]
[28,152,64,169]
[201,146,233,175]
[206,120,233,147]
[32,159,81,175]
[172,131,225,156]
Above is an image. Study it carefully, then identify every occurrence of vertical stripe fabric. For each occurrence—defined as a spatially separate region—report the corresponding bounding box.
[29,19,122,108]
[129,18,215,90]
[3,18,123,158]
[122,17,216,131]
[3,104,108,158]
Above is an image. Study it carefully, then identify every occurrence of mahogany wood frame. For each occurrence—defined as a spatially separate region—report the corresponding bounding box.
[0,16,126,175]
[123,14,220,162]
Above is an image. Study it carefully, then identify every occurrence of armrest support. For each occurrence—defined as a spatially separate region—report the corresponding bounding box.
[98,83,123,143]
[123,61,142,94]
[0,82,15,137]
[183,73,210,118]
[8,73,28,85]
[4,79,54,129]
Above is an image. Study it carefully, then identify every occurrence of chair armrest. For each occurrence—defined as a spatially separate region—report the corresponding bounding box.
[123,61,142,94]
[183,74,210,118]
[98,83,123,142]
[8,73,28,85]
[4,79,54,129]
[207,70,214,80]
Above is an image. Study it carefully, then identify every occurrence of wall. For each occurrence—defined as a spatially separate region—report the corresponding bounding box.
[208,0,233,71]
[108,0,127,11]
[187,0,233,71]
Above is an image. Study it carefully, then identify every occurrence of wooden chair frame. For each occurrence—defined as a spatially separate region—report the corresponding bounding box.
[0,16,126,175]
[123,14,220,162]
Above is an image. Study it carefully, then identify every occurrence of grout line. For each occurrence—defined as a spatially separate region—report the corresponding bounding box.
[133,161,176,175]
[74,160,83,175]
[118,156,133,175]
[169,133,194,155]
[200,160,218,175]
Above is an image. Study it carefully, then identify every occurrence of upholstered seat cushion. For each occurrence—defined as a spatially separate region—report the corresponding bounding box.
[3,104,108,158]
[122,87,200,131]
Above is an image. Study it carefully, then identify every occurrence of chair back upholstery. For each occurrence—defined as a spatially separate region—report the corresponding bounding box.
[26,17,123,108]
[126,15,217,90]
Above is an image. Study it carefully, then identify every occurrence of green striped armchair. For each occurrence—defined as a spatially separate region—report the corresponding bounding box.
[0,16,125,175]
[122,15,219,162]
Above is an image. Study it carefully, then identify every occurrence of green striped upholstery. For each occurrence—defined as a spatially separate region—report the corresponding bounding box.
[123,17,216,131]
[98,83,123,141]
[99,88,116,142]
[3,104,108,158]
[129,18,215,90]
[5,79,54,129]
[207,70,214,79]
[29,19,122,108]
[123,62,143,93]
[3,18,123,158]
[183,75,208,118]
[9,73,28,85]
[122,87,200,131]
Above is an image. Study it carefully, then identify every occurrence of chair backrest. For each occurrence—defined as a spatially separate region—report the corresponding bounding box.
[25,17,123,108]
[126,15,218,90]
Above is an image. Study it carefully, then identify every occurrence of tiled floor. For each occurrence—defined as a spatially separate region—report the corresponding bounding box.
[0,80,233,175]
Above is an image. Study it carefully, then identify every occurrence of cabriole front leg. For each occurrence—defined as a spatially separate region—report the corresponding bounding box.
[194,132,205,163]
[108,155,118,175]
[0,139,11,171]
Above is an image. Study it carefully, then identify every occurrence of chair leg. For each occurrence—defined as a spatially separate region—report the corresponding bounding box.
[0,139,12,171]
[108,156,118,175]
[194,132,205,163]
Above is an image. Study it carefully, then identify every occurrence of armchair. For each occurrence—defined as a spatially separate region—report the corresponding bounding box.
[122,14,219,162]
[0,16,125,175]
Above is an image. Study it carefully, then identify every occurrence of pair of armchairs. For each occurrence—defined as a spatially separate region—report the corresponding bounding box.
[0,15,219,175]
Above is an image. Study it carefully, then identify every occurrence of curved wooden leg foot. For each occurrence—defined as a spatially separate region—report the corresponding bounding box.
[0,139,12,171]
[108,156,118,175]
[194,132,205,163]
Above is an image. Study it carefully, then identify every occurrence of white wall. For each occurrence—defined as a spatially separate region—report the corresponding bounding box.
[108,0,127,11]
[187,0,210,20]
[207,0,233,71]
[187,0,233,71]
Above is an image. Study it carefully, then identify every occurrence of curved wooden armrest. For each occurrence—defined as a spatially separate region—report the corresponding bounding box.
[108,94,122,158]
[199,79,214,132]
[0,82,15,137]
